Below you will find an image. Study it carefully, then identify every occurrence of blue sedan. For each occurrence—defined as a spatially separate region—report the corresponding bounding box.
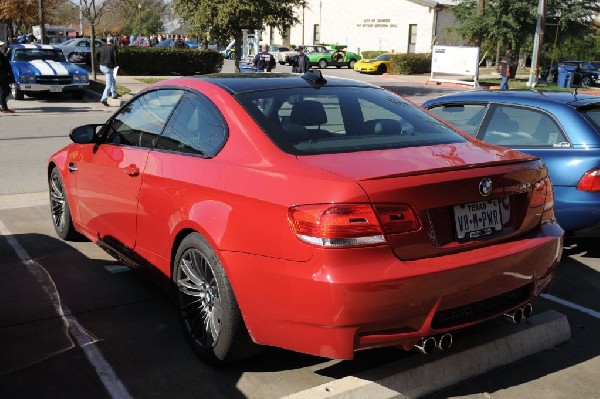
[424,90,600,237]
[3,44,89,100]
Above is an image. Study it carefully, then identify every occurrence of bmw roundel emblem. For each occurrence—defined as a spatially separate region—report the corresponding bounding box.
[479,178,493,197]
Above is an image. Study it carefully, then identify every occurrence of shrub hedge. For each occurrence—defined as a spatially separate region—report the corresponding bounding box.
[115,47,224,76]
[390,53,432,74]
[361,51,387,59]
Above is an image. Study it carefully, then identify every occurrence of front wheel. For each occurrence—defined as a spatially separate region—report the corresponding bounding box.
[11,84,24,100]
[173,233,261,364]
[377,64,387,74]
[49,168,80,240]
[547,72,555,83]
[318,59,328,69]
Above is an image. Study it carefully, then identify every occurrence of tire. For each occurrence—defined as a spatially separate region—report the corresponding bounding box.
[336,65,342,69]
[318,59,328,69]
[11,84,24,100]
[72,90,85,100]
[173,233,261,364]
[547,72,555,84]
[376,64,387,74]
[228,53,235,60]
[348,59,357,69]
[49,168,80,241]
[580,76,592,88]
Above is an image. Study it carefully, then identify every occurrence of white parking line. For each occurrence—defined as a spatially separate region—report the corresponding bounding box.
[0,219,133,399]
[541,293,600,319]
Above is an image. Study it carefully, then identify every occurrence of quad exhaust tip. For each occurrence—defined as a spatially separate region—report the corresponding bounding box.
[504,302,533,324]
[414,333,453,354]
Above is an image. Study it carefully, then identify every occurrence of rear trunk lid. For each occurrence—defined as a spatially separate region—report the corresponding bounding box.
[299,142,549,260]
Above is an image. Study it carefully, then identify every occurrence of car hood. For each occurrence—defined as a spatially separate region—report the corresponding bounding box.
[297,141,535,181]
[12,60,87,76]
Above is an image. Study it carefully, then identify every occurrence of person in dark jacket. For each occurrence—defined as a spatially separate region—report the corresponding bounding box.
[288,46,310,73]
[252,44,276,72]
[173,34,187,49]
[499,49,513,90]
[98,36,118,106]
[0,41,15,113]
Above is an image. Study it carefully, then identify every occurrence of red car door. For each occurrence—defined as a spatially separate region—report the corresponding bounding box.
[74,89,184,249]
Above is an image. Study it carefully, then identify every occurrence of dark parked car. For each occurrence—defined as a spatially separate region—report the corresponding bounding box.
[540,61,600,87]
[424,90,600,237]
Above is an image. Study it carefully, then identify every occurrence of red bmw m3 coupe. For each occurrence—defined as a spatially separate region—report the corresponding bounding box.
[48,71,563,364]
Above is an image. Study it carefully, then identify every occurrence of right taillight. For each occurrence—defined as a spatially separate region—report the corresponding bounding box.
[288,203,419,248]
[530,177,556,224]
[577,168,600,191]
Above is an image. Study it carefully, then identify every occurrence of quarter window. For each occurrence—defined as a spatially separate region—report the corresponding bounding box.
[156,92,227,157]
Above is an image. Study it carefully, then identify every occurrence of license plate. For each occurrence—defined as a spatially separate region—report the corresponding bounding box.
[50,86,63,92]
[454,199,502,239]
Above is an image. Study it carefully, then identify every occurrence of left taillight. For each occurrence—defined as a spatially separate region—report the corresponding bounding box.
[577,167,600,192]
[288,203,419,248]
[530,177,556,224]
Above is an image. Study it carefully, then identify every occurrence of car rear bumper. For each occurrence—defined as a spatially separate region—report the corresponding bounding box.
[222,222,563,359]
[554,185,600,236]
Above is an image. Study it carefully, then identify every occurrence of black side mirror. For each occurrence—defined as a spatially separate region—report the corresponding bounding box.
[69,124,102,144]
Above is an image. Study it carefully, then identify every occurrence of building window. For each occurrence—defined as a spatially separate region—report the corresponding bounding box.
[313,24,320,45]
[408,24,417,53]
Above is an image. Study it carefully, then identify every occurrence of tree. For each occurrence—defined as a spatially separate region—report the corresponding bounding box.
[0,0,64,41]
[452,0,600,67]
[71,0,112,80]
[109,0,166,36]
[173,0,307,70]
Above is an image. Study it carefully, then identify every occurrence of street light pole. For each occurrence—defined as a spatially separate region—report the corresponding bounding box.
[527,0,547,88]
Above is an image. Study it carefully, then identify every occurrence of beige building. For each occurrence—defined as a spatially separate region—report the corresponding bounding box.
[264,0,463,54]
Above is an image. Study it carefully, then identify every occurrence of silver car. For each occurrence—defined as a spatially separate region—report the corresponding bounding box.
[56,38,103,64]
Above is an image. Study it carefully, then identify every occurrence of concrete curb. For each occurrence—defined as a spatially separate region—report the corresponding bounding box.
[283,310,570,399]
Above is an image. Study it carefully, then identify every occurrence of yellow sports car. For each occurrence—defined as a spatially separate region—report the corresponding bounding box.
[353,53,395,74]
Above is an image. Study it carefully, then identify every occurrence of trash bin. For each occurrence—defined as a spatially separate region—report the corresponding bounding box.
[557,64,577,88]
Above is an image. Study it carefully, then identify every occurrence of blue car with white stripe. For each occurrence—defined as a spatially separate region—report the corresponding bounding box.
[3,44,89,100]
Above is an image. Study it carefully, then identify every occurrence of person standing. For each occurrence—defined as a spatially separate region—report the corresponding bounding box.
[0,41,15,113]
[252,44,276,72]
[288,46,310,73]
[500,49,513,90]
[98,36,118,106]
[173,34,187,49]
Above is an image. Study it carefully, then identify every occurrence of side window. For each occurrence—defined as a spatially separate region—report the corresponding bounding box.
[482,105,566,147]
[104,89,183,148]
[156,92,227,157]
[428,104,487,137]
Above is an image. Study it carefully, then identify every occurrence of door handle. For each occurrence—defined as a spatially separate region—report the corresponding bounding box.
[68,162,78,173]
[123,164,140,176]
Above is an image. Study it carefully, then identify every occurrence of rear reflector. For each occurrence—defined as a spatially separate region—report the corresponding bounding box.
[289,203,419,247]
[577,168,600,192]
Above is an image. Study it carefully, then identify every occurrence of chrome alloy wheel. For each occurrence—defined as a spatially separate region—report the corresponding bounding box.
[50,172,67,233]
[176,248,222,348]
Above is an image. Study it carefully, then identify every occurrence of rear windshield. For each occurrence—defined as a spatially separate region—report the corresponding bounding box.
[236,86,466,155]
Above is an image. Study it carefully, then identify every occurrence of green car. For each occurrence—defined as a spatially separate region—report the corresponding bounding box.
[306,45,362,69]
